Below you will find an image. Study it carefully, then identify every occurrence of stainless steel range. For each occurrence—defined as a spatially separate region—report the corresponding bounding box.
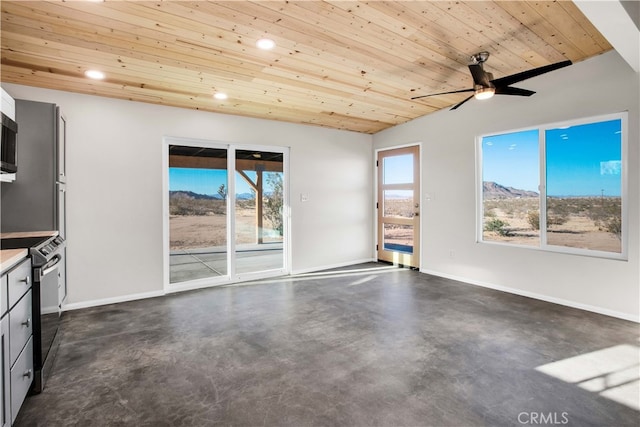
[30,234,65,393]
[0,234,65,393]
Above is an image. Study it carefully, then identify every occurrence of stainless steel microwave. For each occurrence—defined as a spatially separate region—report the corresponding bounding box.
[1,111,18,173]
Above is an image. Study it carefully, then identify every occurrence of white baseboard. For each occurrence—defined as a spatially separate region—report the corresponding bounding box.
[62,290,165,312]
[291,258,376,275]
[62,260,377,311]
[420,268,639,323]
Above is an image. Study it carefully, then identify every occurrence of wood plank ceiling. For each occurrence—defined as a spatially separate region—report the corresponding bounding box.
[1,1,611,134]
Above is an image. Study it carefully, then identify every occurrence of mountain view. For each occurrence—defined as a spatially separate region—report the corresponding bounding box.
[169,191,255,201]
[483,181,539,199]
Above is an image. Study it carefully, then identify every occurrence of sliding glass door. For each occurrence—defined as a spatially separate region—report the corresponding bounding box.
[165,139,288,288]
[168,145,228,283]
[234,149,285,277]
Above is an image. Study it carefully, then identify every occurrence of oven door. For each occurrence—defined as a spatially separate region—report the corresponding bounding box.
[32,254,62,393]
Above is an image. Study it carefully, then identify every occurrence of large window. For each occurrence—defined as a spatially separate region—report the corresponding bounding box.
[478,113,626,259]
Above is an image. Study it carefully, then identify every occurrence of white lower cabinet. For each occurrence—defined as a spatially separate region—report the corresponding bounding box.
[0,258,33,425]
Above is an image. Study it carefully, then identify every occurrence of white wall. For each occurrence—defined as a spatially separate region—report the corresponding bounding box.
[2,84,373,306]
[373,51,640,321]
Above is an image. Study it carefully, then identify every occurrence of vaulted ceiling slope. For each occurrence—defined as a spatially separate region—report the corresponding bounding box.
[1,1,611,134]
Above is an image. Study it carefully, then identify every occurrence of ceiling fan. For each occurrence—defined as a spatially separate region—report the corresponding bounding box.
[411,52,572,110]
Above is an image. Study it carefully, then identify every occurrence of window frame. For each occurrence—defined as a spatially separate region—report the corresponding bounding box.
[476,112,628,261]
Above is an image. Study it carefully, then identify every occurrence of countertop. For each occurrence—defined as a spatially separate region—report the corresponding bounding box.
[1,230,58,239]
[0,230,59,274]
[0,248,29,273]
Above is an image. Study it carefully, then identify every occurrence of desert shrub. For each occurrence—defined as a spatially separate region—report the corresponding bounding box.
[264,172,284,236]
[527,210,540,230]
[170,196,225,216]
[484,200,499,212]
[605,216,622,240]
[484,218,510,236]
[484,209,496,218]
[237,198,256,209]
[547,214,567,226]
[586,198,622,238]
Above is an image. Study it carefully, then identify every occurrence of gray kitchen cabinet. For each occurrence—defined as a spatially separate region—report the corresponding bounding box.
[8,291,32,367]
[9,338,32,425]
[1,315,10,427]
[0,100,67,307]
[1,275,7,317]
[1,100,65,233]
[0,257,33,425]
[6,262,30,313]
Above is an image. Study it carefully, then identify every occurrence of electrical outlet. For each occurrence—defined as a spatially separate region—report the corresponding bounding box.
[300,193,309,202]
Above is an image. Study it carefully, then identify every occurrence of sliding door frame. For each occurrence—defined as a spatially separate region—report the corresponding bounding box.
[162,136,291,294]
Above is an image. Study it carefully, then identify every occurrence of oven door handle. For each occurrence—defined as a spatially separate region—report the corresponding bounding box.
[38,255,62,279]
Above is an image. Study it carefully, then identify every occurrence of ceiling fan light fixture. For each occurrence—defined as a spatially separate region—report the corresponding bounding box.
[474,86,495,100]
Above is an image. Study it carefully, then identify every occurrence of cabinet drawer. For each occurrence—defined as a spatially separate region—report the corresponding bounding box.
[10,337,33,425]
[1,275,7,317]
[9,290,32,367]
[7,261,31,310]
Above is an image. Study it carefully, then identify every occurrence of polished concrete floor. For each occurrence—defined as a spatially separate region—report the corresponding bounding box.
[16,263,639,426]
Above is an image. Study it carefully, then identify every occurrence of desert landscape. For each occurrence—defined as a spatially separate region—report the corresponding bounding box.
[170,185,621,255]
[482,182,622,253]
[382,197,416,250]
[169,194,282,250]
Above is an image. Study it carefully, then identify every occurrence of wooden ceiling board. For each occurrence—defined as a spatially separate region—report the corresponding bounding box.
[1,1,612,134]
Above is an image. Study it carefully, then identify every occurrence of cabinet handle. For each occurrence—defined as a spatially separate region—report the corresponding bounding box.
[21,318,31,328]
[19,276,30,285]
[23,369,32,379]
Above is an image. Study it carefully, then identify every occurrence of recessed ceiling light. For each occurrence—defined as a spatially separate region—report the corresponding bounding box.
[84,70,105,80]
[213,92,228,100]
[256,38,275,50]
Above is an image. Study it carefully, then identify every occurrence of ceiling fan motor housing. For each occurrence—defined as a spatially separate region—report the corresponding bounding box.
[471,51,490,64]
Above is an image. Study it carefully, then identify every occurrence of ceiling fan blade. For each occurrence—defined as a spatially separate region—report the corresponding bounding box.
[495,86,536,96]
[450,94,474,110]
[491,60,572,88]
[411,88,474,100]
[469,63,491,87]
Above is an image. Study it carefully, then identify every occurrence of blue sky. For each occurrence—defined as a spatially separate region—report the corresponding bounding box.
[545,119,621,197]
[482,118,622,197]
[482,129,540,192]
[170,168,255,196]
[384,154,414,184]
